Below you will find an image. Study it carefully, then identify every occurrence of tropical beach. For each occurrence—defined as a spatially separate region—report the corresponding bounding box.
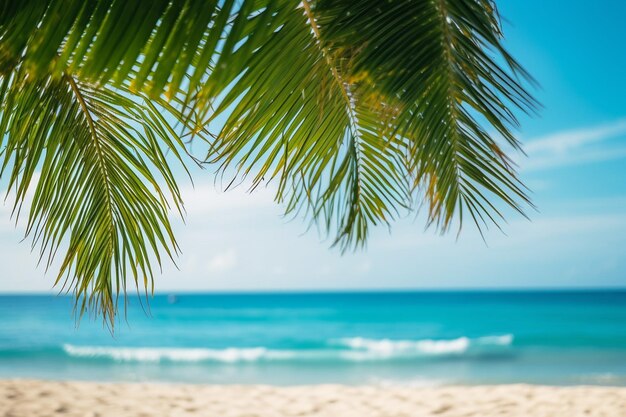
[2,0,626,416]
[2,292,626,415]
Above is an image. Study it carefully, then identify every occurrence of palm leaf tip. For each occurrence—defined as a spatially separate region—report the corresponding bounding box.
[0,66,187,325]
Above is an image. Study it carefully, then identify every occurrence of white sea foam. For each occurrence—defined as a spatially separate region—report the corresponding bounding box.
[62,345,290,363]
[62,334,513,363]
[335,334,514,358]
[338,337,469,356]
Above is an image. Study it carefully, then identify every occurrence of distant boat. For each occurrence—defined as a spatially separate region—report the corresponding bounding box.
[167,294,178,304]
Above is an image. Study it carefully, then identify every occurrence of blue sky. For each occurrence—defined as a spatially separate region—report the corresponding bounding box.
[1,1,626,292]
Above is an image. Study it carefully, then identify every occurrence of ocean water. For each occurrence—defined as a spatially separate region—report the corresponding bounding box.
[1,291,625,386]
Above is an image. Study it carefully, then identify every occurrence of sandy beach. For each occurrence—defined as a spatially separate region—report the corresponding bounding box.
[1,380,625,417]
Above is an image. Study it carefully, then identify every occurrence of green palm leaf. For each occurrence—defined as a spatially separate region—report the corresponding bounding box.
[196,0,412,250]
[0,0,537,321]
[194,0,537,246]
[0,64,189,324]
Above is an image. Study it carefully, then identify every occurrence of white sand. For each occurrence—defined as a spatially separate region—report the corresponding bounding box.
[1,380,625,417]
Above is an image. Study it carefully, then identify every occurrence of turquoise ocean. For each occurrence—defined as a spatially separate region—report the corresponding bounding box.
[1,291,625,386]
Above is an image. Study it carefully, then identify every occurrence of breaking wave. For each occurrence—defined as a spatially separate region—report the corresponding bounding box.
[334,334,513,358]
[62,345,290,363]
[62,334,513,364]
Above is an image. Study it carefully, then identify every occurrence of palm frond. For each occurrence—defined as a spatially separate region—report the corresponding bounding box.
[0,0,242,107]
[193,0,537,246]
[313,0,538,234]
[194,0,412,250]
[0,64,188,324]
[0,0,538,320]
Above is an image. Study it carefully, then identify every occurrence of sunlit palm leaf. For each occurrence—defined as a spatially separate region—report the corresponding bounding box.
[195,0,412,250]
[0,65,188,324]
[196,0,537,246]
[0,0,537,320]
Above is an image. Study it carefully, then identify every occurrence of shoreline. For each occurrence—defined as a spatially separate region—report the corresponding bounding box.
[2,379,626,417]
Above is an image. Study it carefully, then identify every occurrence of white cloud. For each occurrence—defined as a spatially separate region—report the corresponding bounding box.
[270,265,287,275]
[521,119,626,170]
[357,260,372,274]
[206,249,237,273]
[527,146,626,171]
[525,119,626,154]
[179,181,275,216]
